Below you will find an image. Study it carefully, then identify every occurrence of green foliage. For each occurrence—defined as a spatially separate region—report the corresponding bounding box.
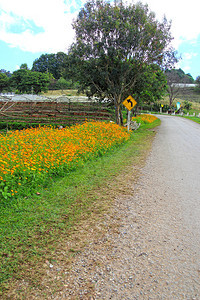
[196,76,200,84]
[184,116,200,124]
[32,52,69,80]
[0,182,11,200]
[195,76,200,93]
[0,73,9,92]
[166,68,194,83]
[0,69,11,78]
[140,103,170,113]
[164,68,195,107]
[70,0,176,124]
[0,121,63,131]
[55,77,76,90]
[133,64,168,105]
[183,100,192,110]
[20,63,29,70]
[10,69,50,94]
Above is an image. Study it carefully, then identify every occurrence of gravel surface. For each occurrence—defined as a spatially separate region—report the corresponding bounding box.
[14,116,199,299]
[54,115,200,299]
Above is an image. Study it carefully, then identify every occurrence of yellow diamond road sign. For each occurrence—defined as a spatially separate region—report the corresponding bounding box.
[123,95,137,111]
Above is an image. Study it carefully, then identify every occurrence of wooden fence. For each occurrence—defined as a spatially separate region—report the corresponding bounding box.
[0,100,114,126]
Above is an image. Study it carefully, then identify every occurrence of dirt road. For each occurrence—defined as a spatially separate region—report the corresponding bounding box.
[45,116,200,299]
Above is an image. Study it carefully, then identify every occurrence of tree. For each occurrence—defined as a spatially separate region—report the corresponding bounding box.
[185,73,194,83]
[195,76,200,93]
[133,64,167,106]
[56,77,71,91]
[0,69,11,78]
[69,0,177,124]
[10,69,50,94]
[0,72,9,92]
[165,68,194,107]
[166,68,194,84]
[20,63,29,70]
[32,52,68,79]
[183,100,192,111]
[165,70,181,107]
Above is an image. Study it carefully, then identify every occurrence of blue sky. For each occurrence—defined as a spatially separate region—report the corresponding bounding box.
[0,0,199,79]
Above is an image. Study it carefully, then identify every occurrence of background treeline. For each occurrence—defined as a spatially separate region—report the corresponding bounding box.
[0,52,79,94]
[0,51,199,95]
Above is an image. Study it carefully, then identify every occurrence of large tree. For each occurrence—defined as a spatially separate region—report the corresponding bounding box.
[0,72,9,92]
[132,64,168,108]
[69,0,177,124]
[10,69,50,94]
[32,52,68,80]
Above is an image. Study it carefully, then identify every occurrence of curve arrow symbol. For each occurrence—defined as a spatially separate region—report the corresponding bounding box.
[127,99,133,107]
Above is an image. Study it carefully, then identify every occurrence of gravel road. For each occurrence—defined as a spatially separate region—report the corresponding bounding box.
[46,116,200,299]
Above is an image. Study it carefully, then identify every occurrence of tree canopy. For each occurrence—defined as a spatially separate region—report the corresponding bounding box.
[195,75,200,93]
[166,68,194,84]
[32,52,69,80]
[165,68,195,107]
[0,72,9,92]
[10,69,50,94]
[69,0,177,124]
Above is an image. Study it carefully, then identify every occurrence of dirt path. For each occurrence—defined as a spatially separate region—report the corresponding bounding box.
[57,115,200,299]
[10,116,200,299]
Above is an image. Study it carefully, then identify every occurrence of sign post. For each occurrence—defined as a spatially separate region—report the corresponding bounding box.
[122,95,137,132]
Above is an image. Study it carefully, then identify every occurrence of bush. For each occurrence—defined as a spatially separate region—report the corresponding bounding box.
[0,121,65,131]
[183,101,192,110]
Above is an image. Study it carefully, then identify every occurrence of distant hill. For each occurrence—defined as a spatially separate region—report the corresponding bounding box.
[166,68,195,84]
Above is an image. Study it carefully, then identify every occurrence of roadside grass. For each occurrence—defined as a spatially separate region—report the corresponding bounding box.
[0,118,160,296]
[182,116,200,124]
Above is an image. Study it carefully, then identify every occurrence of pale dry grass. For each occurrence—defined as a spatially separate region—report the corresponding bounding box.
[42,89,86,97]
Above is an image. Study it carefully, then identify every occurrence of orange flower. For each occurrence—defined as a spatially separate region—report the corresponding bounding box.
[132,114,158,124]
[0,122,130,197]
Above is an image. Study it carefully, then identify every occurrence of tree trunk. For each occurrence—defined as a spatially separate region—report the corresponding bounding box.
[114,96,124,126]
[169,95,173,108]
[119,106,123,126]
[115,103,120,125]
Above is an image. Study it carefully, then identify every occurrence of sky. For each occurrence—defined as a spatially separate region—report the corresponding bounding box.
[0,0,199,79]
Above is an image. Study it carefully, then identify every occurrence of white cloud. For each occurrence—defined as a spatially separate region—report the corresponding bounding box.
[0,0,87,53]
[182,65,191,72]
[126,0,200,48]
[0,0,199,55]
[183,52,198,61]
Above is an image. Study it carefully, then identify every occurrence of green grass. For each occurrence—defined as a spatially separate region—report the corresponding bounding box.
[0,119,160,296]
[182,116,200,124]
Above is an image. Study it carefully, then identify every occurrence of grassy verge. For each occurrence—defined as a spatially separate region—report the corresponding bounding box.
[182,116,200,124]
[0,119,160,296]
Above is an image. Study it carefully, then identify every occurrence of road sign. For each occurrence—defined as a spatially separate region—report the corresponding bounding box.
[123,95,137,111]
[177,102,181,110]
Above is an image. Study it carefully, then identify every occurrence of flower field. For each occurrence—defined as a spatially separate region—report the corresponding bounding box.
[0,121,130,201]
[132,114,158,124]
